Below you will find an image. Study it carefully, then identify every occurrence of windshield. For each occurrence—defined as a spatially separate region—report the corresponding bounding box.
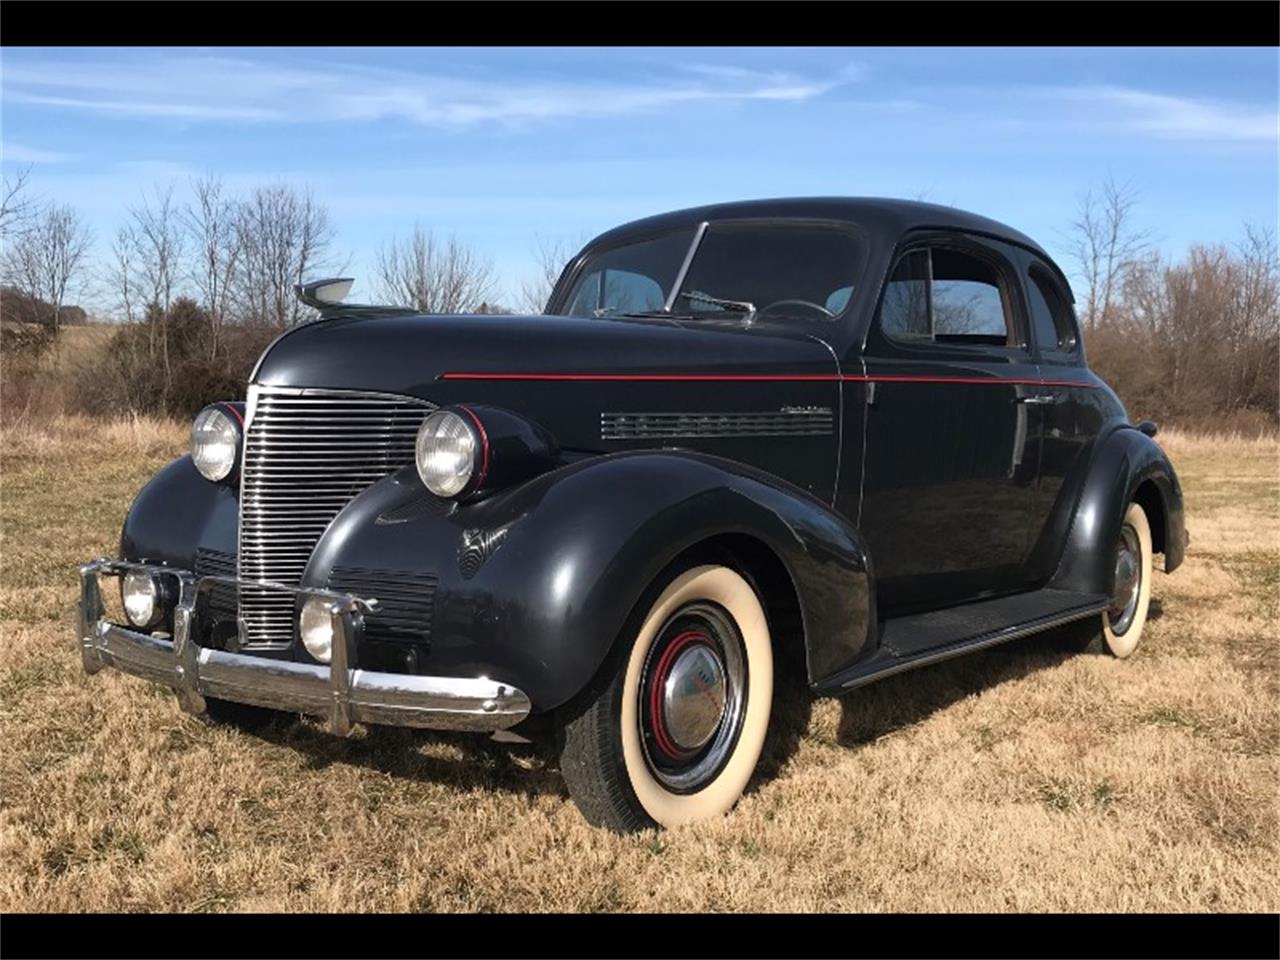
[558,221,862,323]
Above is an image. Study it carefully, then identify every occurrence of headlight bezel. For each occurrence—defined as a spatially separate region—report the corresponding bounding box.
[415,407,488,500]
[190,402,244,484]
[414,404,558,503]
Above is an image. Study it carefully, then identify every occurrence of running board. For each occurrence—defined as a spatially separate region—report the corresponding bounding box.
[812,589,1109,696]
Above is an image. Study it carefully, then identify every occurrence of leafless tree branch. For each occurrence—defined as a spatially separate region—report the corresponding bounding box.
[374,226,496,314]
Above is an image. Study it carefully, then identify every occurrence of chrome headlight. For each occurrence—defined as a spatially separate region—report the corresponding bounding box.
[415,408,485,498]
[191,403,242,483]
[299,596,335,663]
[121,570,163,628]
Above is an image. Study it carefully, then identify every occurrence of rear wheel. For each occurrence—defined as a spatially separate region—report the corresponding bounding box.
[1049,501,1154,657]
[558,564,773,831]
[1101,501,1153,657]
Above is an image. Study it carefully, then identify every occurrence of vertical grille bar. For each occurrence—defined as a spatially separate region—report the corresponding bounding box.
[237,386,435,648]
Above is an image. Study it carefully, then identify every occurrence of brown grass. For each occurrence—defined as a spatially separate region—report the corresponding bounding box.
[1,418,1276,912]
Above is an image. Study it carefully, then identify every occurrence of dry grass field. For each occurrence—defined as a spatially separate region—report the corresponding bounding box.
[1,417,1276,912]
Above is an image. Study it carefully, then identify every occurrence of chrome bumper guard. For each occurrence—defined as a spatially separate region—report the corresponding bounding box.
[77,559,532,735]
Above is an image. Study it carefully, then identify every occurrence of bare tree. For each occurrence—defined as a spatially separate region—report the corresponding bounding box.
[127,185,187,397]
[1224,224,1280,414]
[234,183,336,327]
[0,166,38,240]
[184,175,241,358]
[374,225,496,314]
[517,233,581,314]
[105,224,141,325]
[1067,176,1150,330]
[130,185,185,314]
[1,202,93,335]
[1090,222,1279,429]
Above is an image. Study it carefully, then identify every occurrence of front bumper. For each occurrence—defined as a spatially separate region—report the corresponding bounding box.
[77,559,531,734]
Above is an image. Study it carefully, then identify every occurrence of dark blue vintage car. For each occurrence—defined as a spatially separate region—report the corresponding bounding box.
[78,198,1186,830]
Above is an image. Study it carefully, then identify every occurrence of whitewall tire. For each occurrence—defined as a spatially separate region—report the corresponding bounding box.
[1102,501,1153,658]
[559,564,773,831]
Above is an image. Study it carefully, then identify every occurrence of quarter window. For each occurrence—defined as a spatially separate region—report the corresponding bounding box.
[879,246,1016,347]
[1026,266,1079,353]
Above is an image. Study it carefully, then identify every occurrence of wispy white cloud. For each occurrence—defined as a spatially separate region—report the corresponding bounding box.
[1043,84,1277,142]
[1,54,856,129]
[1,141,76,163]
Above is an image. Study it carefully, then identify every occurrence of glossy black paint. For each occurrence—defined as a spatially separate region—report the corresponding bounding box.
[115,197,1186,708]
[1050,424,1186,594]
[444,404,560,502]
[304,451,871,709]
[121,456,238,567]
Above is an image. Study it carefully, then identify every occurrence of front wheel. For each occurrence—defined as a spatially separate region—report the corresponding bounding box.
[558,564,773,831]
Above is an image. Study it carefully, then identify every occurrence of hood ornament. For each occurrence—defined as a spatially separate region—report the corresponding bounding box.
[294,277,418,319]
[295,277,355,309]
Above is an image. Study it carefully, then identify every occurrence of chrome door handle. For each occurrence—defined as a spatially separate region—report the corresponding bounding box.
[1014,394,1056,405]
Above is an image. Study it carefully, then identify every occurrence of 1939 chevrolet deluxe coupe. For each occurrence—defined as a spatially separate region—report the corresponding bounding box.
[78,198,1186,830]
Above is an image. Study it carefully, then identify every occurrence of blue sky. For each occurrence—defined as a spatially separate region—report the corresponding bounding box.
[2,46,1276,309]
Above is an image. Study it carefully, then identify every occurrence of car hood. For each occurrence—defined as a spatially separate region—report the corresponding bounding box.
[252,312,842,497]
[252,311,838,396]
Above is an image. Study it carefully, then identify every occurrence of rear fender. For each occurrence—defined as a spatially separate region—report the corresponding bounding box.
[1050,426,1187,595]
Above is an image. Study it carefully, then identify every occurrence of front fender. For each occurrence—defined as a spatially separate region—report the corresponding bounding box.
[1050,425,1187,596]
[310,451,873,712]
[120,456,238,565]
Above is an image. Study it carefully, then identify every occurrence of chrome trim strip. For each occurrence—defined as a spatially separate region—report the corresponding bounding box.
[78,559,531,733]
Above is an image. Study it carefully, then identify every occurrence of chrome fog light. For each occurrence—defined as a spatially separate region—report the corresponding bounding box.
[121,570,163,628]
[300,596,335,663]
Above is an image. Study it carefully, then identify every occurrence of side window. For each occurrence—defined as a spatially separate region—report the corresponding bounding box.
[878,245,1016,347]
[880,250,930,339]
[930,249,1009,343]
[1026,266,1079,353]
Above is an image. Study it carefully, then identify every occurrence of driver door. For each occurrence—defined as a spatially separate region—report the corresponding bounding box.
[854,233,1047,616]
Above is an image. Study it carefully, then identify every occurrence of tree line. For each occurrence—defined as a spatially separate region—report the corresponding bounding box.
[1,168,1276,430]
[1067,177,1277,433]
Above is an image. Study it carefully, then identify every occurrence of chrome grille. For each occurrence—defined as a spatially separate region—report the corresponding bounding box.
[238,386,435,648]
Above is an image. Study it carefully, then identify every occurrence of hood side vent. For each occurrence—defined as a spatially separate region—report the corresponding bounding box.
[601,409,833,441]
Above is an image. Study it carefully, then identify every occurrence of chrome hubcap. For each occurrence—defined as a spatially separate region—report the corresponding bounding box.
[1108,525,1142,635]
[640,602,747,793]
[662,644,728,751]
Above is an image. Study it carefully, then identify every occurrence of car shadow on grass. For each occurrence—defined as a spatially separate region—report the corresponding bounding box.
[222,624,1096,803]
[248,717,570,800]
[834,624,1091,747]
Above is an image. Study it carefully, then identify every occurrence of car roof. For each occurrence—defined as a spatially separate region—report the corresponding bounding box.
[585,196,1058,268]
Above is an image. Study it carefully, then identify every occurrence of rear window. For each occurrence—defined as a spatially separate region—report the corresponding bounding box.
[1026,265,1079,353]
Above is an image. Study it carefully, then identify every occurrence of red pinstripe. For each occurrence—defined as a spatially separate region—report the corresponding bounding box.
[440,372,1096,388]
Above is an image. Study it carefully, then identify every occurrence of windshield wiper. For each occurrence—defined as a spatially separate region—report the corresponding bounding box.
[674,290,758,325]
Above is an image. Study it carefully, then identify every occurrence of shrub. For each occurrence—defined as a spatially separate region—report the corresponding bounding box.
[70,298,280,418]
